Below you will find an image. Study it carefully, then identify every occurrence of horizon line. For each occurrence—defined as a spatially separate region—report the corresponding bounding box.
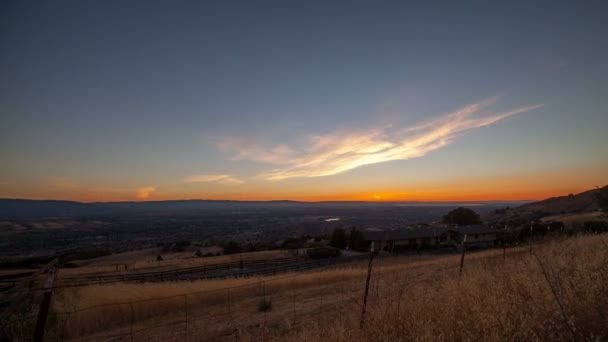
[0,197,540,204]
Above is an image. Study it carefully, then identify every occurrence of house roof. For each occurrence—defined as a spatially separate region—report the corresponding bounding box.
[363,227,448,241]
[449,225,498,235]
[363,225,496,241]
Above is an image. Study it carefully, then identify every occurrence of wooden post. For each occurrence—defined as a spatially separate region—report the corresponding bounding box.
[33,267,56,342]
[459,234,467,276]
[360,241,375,328]
[503,225,507,260]
[529,224,534,254]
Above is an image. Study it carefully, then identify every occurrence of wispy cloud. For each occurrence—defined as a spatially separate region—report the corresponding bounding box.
[218,98,543,180]
[46,177,79,189]
[136,186,156,199]
[183,174,244,185]
[217,138,294,164]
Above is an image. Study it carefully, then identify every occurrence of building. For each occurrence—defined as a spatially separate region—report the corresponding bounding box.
[363,225,497,252]
[441,225,497,248]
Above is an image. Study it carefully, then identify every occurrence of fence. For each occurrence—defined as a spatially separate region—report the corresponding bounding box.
[50,245,524,342]
[40,261,377,341]
[8,235,587,341]
[57,254,372,288]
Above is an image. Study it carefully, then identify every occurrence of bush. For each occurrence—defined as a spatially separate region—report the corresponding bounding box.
[584,221,608,233]
[223,241,242,255]
[306,246,341,259]
[258,298,272,312]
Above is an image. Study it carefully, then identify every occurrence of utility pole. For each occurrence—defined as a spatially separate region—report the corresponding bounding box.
[360,241,375,328]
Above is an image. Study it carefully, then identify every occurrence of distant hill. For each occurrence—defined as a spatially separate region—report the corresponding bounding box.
[0,198,528,219]
[485,188,601,225]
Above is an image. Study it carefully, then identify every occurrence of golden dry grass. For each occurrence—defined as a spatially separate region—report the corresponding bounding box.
[60,248,293,277]
[49,234,608,341]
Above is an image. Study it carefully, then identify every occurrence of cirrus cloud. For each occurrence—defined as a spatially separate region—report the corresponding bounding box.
[183,174,244,185]
[217,98,543,181]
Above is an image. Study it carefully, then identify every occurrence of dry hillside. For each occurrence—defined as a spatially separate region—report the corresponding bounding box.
[23,233,608,341]
[485,188,601,225]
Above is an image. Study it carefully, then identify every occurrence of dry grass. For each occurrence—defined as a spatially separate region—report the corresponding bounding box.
[49,234,608,341]
[541,211,607,227]
[60,248,293,276]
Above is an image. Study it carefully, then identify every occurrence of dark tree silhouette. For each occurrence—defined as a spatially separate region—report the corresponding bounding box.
[329,228,347,249]
[595,185,608,211]
[442,207,481,225]
[223,241,242,255]
[348,227,366,251]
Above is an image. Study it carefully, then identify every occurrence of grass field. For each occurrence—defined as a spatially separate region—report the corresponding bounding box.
[60,248,294,277]
[47,234,608,341]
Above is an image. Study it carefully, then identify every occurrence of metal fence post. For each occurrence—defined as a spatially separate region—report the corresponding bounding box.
[184,294,188,341]
[360,242,375,328]
[459,234,467,276]
[33,267,56,342]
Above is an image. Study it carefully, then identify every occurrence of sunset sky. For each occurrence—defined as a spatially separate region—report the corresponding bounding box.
[1,1,607,202]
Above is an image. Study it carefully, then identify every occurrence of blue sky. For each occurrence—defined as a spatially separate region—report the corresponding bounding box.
[1,1,607,201]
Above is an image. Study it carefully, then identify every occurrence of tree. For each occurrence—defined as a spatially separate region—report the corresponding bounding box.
[329,228,347,249]
[348,227,365,251]
[442,207,481,225]
[223,241,242,255]
[595,185,608,211]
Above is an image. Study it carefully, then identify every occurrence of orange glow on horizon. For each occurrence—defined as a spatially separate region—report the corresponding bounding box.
[7,186,591,203]
[1,166,605,203]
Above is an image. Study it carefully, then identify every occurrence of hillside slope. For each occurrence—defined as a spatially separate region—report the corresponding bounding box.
[485,188,601,225]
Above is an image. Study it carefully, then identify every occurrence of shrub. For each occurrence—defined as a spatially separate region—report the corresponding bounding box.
[583,221,608,233]
[223,241,242,255]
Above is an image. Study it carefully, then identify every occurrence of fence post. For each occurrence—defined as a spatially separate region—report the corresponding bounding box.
[291,275,297,325]
[60,312,70,342]
[33,267,56,342]
[459,234,467,276]
[129,302,135,342]
[503,225,507,260]
[184,294,188,341]
[529,224,534,254]
[360,241,375,329]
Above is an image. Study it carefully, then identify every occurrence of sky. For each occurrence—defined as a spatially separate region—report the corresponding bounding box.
[1,1,607,202]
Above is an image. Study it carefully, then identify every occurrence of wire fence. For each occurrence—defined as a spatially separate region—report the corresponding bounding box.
[4,242,545,341]
[45,261,373,342]
[56,254,372,288]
